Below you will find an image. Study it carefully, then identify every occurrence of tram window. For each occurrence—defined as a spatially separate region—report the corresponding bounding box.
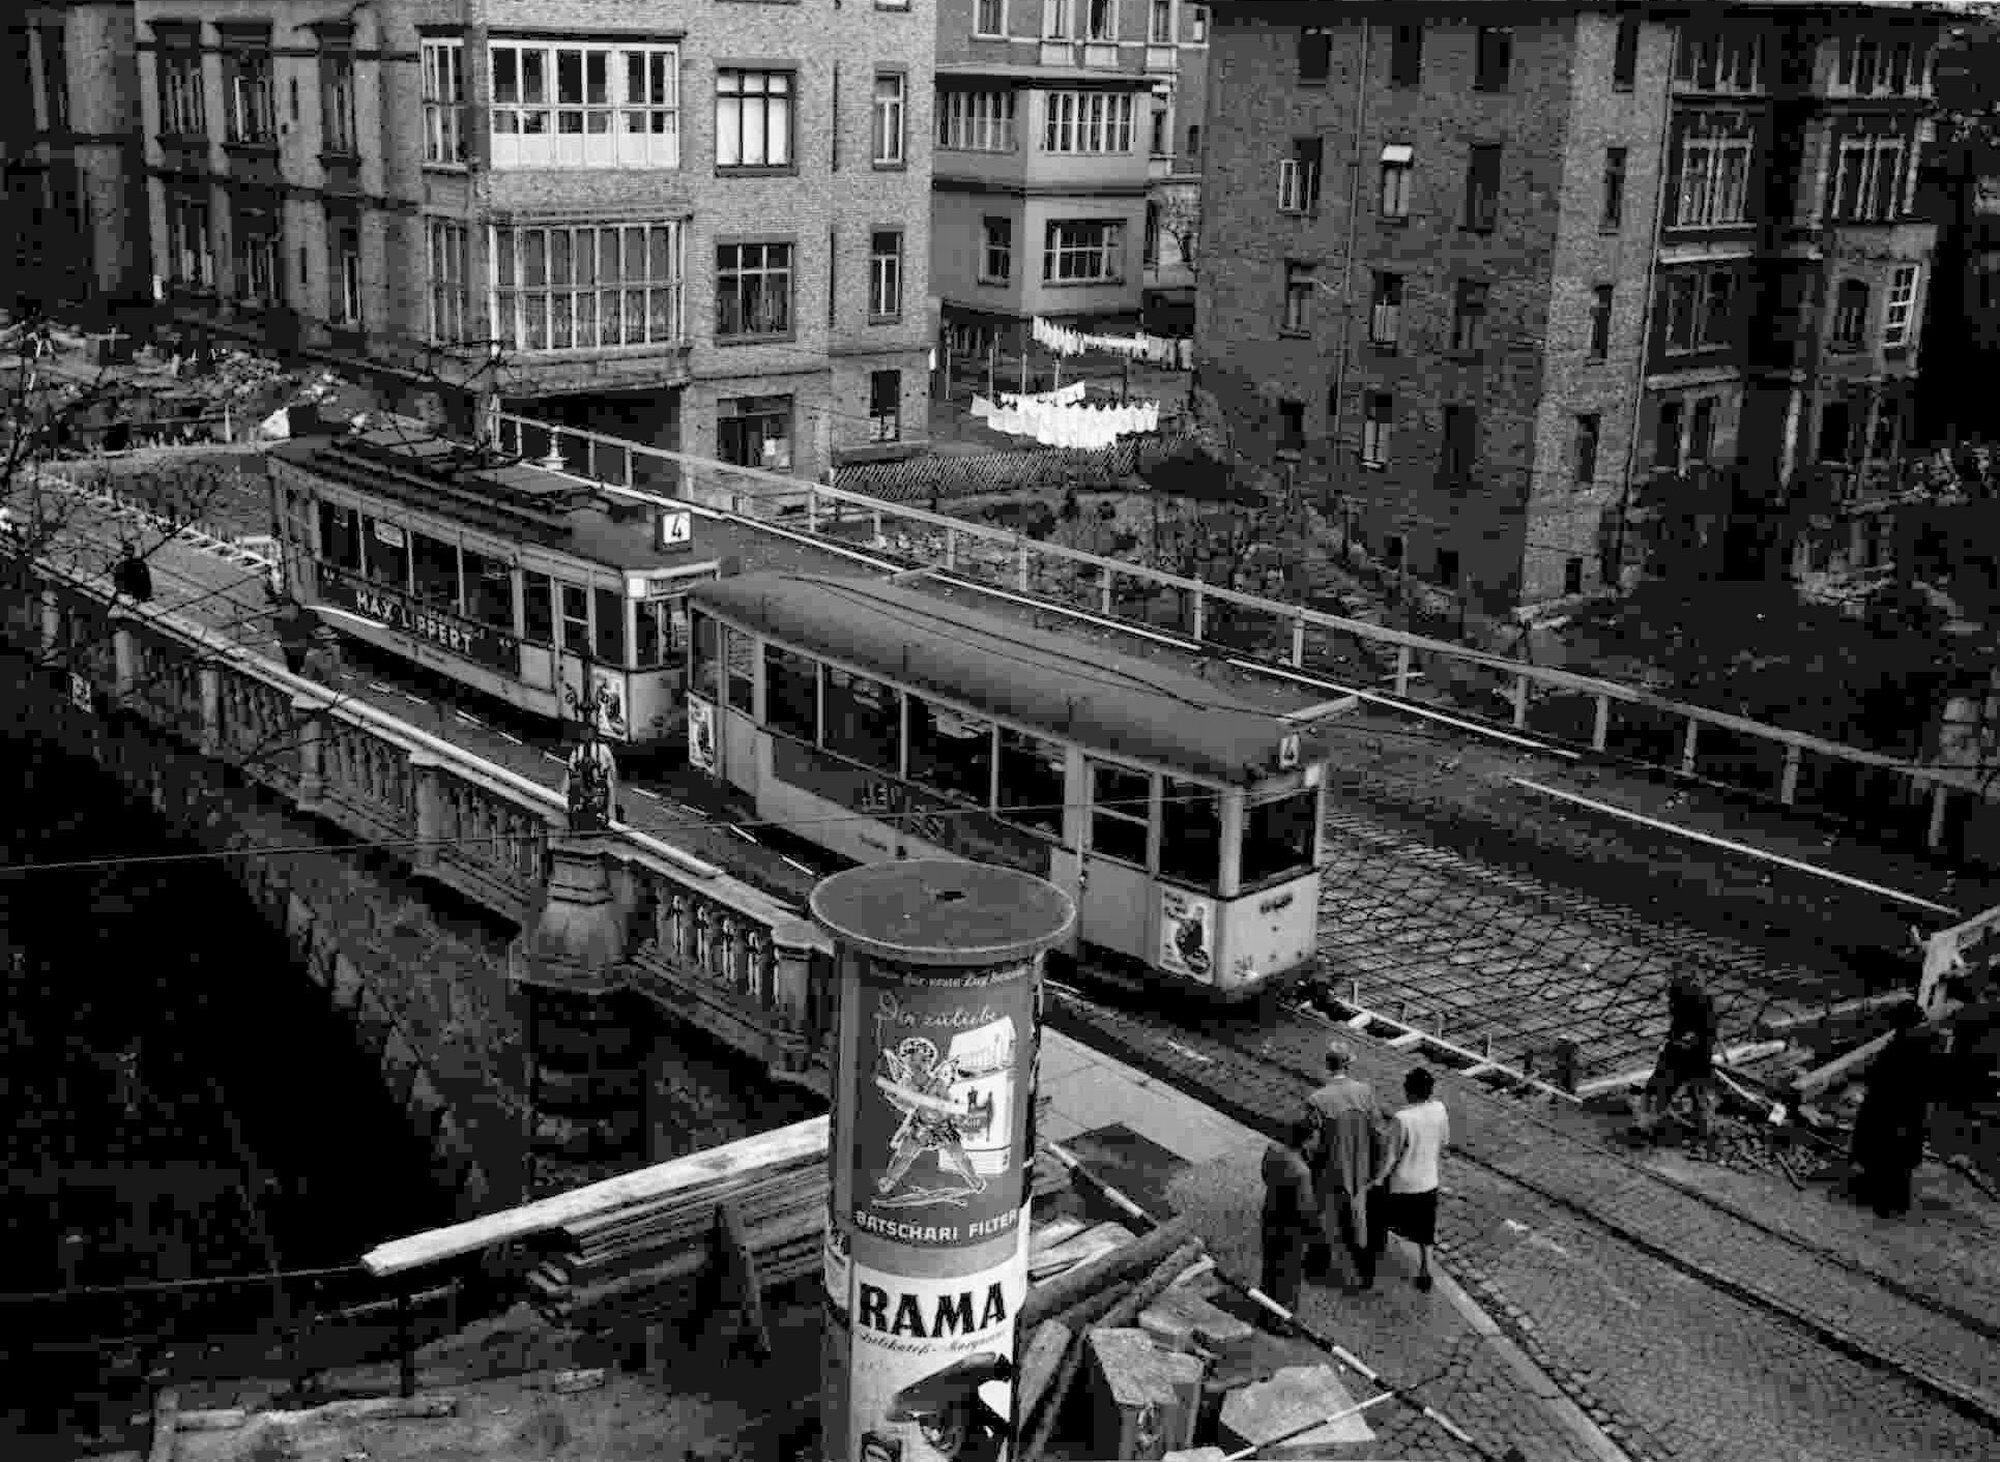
[557,579,589,652]
[411,532,460,611]
[690,610,722,698]
[823,666,900,773]
[524,574,554,643]
[593,586,626,664]
[318,502,361,571]
[764,644,819,740]
[1241,788,1319,885]
[462,547,514,631]
[361,515,407,589]
[996,727,1065,836]
[1089,761,1152,867]
[726,627,756,713]
[1159,778,1222,888]
[908,694,993,805]
[633,598,684,669]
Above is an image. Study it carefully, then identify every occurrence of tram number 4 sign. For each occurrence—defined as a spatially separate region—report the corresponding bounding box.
[658,509,694,553]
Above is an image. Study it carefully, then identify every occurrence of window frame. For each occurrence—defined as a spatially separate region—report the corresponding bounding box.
[1672,130,1753,229]
[1883,264,1919,348]
[223,40,277,146]
[1367,270,1401,348]
[422,37,467,167]
[1474,26,1513,92]
[1087,759,1153,868]
[1574,412,1601,484]
[1041,90,1136,156]
[869,369,902,443]
[1042,218,1126,284]
[1298,27,1332,84]
[320,46,357,156]
[1831,278,1870,351]
[427,218,469,345]
[1378,149,1413,219]
[976,0,1007,38]
[1239,787,1320,888]
[1279,137,1322,214]
[868,229,904,321]
[1284,261,1317,337]
[1464,143,1501,232]
[1361,392,1393,467]
[996,725,1066,837]
[717,393,795,471]
[492,221,687,354]
[715,67,796,172]
[714,239,796,340]
[980,215,1013,283]
[1613,15,1639,89]
[1388,23,1422,87]
[872,71,907,167]
[330,222,363,328]
[489,39,681,170]
[1450,278,1488,354]
[1602,145,1628,230]
[159,42,207,138]
[937,89,1018,152]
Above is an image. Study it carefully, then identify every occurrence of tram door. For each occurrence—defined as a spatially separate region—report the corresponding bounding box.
[1077,761,1153,963]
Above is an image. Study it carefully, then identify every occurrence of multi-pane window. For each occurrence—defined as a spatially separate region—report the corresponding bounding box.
[873,74,907,165]
[1655,401,1684,470]
[977,0,1006,36]
[422,38,466,165]
[1831,135,1904,222]
[233,209,280,307]
[1379,145,1413,217]
[321,49,356,154]
[1697,269,1734,347]
[1151,100,1168,156]
[715,241,793,337]
[1043,219,1124,282]
[1574,413,1601,483]
[167,193,213,289]
[719,395,793,470]
[1475,26,1512,90]
[1883,264,1919,347]
[1389,23,1422,86]
[1042,92,1135,154]
[869,231,903,319]
[1589,284,1613,359]
[490,42,679,169]
[493,222,686,352]
[1084,0,1116,43]
[1602,146,1628,229]
[1143,202,1160,267]
[1662,273,1699,352]
[331,223,362,326]
[1361,392,1393,466]
[1042,0,1072,39]
[1673,129,1752,227]
[1299,27,1332,83]
[1689,398,1716,462]
[160,44,206,136]
[1278,401,1306,453]
[938,90,1016,151]
[1838,38,1928,95]
[1831,280,1870,349]
[1451,279,1488,353]
[224,43,276,143]
[1675,31,1763,92]
[1189,6,1207,43]
[427,219,468,344]
[1440,405,1476,484]
[37,27,69,132]
[1279,137,1322,213]
[1464,143,1501,231]
[1613,15,1639,87]
[1368,271,1401,346]
[1284,262,1317,334]
[869,370,902,443]
[716,69,792,169]
[1150,0,1174,43]
[982,216,1012,281]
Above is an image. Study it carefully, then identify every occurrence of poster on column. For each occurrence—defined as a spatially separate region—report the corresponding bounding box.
[849,958,1036,1251]
[848,1219,1030,1462]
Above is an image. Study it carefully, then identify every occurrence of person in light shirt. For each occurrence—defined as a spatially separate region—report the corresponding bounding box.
[1374,1066,1450,1293]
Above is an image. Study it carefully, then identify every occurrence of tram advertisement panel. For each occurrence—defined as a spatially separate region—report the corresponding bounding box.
[849,957,1035,1252]
[687,695,718,773]
[319,565,520,674]
[1158,886,1216,982]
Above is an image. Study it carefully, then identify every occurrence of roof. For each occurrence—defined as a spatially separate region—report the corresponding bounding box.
[687,573,1329,785]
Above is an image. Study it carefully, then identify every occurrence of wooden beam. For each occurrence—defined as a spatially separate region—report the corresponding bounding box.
[1793,1030,1896,1100]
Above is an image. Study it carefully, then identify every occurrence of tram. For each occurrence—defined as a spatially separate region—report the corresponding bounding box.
[267,425,744,746]
[684,572,1343,999]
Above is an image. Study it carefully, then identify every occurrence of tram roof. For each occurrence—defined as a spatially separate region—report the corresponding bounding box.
[687,573,1333,786]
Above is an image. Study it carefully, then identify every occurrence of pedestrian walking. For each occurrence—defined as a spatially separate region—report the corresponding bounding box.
[1848,1004,1942,1218]
[1375,1067,1450,1292]
[1259,1113,1320,1311]
[1632,974,1718,1146]
[1306,1039,1388,1290]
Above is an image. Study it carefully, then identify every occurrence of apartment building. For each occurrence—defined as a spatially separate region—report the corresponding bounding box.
[131,0,935,479]
[931,0,1209,364]
[4,4,151,317]
[1199,2,1952,610]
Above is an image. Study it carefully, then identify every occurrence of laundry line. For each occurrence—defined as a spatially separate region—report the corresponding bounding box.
[1032,315,1193,369]
[971,392,1163,451]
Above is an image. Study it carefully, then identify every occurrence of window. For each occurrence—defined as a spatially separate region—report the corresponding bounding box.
[1383,534,1404,568]
[422,38,466,165]
[1043,219,1124,283]
[37,27,69,132]
[1676,33,1718,89]
[1186,123,1201,156]
[411,532,460,611]
[427,219,468,344]
[321,49,356,154]
[160,43,206,136]
[1042,92,1135,154]
[938,90,1017,152]
[1189,6,1207,44]
[909,696,992,805]
[1613,15,1639,88]
[715,241,793,337]
[331,223,362,327]
[1884,264,1919,347]
[1697,269,1735,348]
[461,547,514,633]
[224,42,276,144]
[524,575,554,643]
[1589,284,1613,358]
[873,73,906,165]
[1720,33,1763,91]
[1817,400,1854,463]
[1241,789,1317,885]
[1299,27,1332,83]
[1574,413,1601,483]
[1150,0,1174,44]
[319,502,361,571]
[1279,400,1305,453]
[588,585,623,664]
[1602,146,1628,229]
[233,208,281,307]
[718,394,792,470]
[1655,400,1684,469]
[1440,405,1475,484]
[1888,40,1913,95]
[977,0,1006,36]
[981,216,1013,282]
[1673,129,1752,227]
[1143,202,1160,268]
[1464,143,1501,231]
[1042,0,1071,39]
[1090,762,1151,865]
[365,516,409,589]
[1279,137,1322,213]
[1378,145,1413,218]
[632,597,683,670]
[1150,100,1168,156]
[1475,27,1512,91]
[1435,548,1460,588]
[1284,262,1316,335]
[997,726,1065,835]
[868,231,903,318]
[823,666,899,772]
[1833,279,1869,349]
[1159,778,1221,888]
[1367,271,1400,347]
[716,69,792,169]
[1564,556,1585,595]
[1389,23,1422,87]
[1843,39,1880,95]
[494,222,685,352]
[489,41,680,169]
[1831,135,1904,222]
[167,193,213,289]
[1451,279,1488,353]
[764,645,818,740]
[1084,0,1116,43]
[1689,397,1716,462]
[1361,392,1393,467]
[869,370,902,442]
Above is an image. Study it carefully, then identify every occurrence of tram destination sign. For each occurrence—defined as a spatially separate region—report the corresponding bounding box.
[319,566,521,674]
[771,739,1052,879]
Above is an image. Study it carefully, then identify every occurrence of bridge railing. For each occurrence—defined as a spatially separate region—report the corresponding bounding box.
[1,526,838,1087]
[487,408,2000,864]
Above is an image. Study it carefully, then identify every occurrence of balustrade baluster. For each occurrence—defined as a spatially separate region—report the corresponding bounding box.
[694,903,712,972]
[746,929,770,1008]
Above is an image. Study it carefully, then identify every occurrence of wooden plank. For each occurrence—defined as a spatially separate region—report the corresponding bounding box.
[1793,1030,1897,1100]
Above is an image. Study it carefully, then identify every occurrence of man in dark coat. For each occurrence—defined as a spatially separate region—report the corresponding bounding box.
[1259,1113,1320,1312]
[1849,1004,1941,1218]
[1306,1040,1388,1289]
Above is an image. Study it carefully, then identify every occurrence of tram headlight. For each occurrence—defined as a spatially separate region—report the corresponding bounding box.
[627,574,648,601]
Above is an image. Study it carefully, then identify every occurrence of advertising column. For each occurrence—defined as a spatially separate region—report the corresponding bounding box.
[811,860,1076,1462]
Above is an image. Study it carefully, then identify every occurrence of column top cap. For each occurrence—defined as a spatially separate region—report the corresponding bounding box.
[809,859,1075,966]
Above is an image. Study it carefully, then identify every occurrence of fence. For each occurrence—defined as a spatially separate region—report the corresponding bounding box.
[831,429,1200,503]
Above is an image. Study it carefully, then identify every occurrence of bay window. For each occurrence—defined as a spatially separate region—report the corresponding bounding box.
[490,41,679,168]
[1042,91,1135,154]
[1043,219,1125,283]
[493,221,686,352]
[937,89,1017,152]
